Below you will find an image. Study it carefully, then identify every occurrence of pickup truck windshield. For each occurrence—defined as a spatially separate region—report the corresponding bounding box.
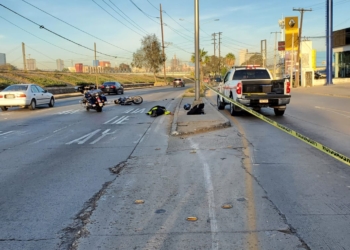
[233,70,270,80]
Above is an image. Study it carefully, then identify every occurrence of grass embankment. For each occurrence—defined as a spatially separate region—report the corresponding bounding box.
[0,71,175,89]
[183,85,206,97]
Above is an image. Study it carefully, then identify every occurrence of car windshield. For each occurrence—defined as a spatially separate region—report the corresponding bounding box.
[3,85,28,91]
[233,70,270,80]
[174,79,181,81]
[103,82,115,86]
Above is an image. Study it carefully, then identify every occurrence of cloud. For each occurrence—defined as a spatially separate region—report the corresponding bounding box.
[0,35,4,39]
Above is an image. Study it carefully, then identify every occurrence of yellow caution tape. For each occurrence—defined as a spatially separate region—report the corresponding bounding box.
[205,84,350,167]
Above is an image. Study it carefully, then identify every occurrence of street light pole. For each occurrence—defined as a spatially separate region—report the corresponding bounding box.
[160,4,167,85]
[271,31,281,79]
[293,8,312,87]
[194,0,200,101]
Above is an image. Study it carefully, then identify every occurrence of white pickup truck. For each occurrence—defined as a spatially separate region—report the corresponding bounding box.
[217,66,291,116]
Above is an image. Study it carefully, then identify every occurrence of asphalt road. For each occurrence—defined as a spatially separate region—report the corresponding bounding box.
[209,90,350,249]
[0,86,185,250]
[1,84,350,250]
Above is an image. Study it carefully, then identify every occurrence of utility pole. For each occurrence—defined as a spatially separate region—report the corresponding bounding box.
[261,40,267,67]
[293,7,312,88]
[325,0,333,85]
[212,33,217,57]
[271,31,281,79]
[194,0,200,102]
[290,33,295,86]
[94,42,98,88]
[218,32,222,75]
[22,42,27,72]
[160,4,167,85]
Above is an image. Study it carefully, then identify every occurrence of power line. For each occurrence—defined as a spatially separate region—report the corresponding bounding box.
[92,0,144,37]
[108,0,149,34]
[0,4,118,58]
[22,0,133,53]
[129,0,159,24]
[0,15,91,57]
[101,0,148,35]
[26,44,57,62]
[146,0,158,10]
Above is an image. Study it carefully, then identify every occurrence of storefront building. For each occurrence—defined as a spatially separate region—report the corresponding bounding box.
[333,27,350,78]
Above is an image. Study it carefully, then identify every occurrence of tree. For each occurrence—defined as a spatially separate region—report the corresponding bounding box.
[132,34,165,83]
[119,63,131,73]
[241,53,262,66]
[190,48,209,82]
[0,63,17,71]
[225,53,236,68]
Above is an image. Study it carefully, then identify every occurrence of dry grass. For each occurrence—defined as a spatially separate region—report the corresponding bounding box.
[0,71,174,89]
[183,86,206,97]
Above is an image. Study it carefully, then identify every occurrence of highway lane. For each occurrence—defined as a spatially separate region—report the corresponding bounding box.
[0,85,185,250]
[208,90,350,249]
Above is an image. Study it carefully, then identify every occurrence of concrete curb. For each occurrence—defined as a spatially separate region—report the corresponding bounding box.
[170,96,231,136]
[170,97,181,136]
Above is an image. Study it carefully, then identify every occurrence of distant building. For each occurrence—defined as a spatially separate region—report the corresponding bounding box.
[93,60,100,67]
[239,49,261,66]
[239,49,248,66]
[99,61,111,67]
[67,67,76,72]
[75,63,83,73]
[171,55,181,72]
[0,53,6,65]
[333,27,350,78]
[56,59,64,71]
[26,59,36,70]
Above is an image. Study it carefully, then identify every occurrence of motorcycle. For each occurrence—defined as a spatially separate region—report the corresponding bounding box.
[113,96,143,105]
[80,89,107,112]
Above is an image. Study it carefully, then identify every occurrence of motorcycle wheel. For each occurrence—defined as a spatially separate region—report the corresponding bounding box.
[96,106,102,112]
[132,96,143,105]
[114,100,120,104]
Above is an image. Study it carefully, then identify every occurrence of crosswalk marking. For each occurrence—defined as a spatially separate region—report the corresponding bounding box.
[57,109,80,115]
[104,115,129,124]
[66,129,101,145]
[124,108,145,114]
[124,109,134,114]
[0,131,14,136]
[66,129,117,145]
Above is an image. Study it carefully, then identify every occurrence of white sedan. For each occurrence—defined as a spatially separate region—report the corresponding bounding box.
[0,84,55,111]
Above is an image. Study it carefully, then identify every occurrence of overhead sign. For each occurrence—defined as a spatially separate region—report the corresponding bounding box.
[278,41,285,51]
[285,16,299,51]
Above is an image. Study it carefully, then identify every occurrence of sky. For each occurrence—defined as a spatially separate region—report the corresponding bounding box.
[0,0,350,70]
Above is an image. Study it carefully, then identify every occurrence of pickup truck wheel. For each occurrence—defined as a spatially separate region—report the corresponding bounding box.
[217,95,225,110]
[230,102,241,116]
[274,108,285,116]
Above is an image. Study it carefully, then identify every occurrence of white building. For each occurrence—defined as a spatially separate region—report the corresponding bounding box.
[56,59,64,71]
[239,49,248,66]
[27,58,36,70]
[0,53,6,65]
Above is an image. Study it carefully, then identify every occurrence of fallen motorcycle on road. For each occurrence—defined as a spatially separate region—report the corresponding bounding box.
[114,96,143,105]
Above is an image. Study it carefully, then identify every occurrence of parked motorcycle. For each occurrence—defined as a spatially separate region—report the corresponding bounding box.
[113,96,143,105]
[81,89,107,112]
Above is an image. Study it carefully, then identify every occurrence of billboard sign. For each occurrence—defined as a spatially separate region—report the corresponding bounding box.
[285,16,299,51]
[278,41,285,51]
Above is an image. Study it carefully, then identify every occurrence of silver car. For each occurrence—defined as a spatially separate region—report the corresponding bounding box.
[0,84,55,111]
